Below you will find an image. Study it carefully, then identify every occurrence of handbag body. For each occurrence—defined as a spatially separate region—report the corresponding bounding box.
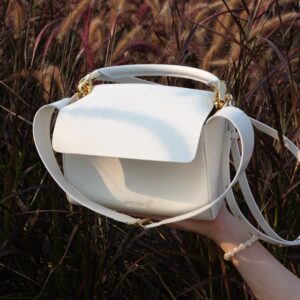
[33,64,300,246]
[54,83,225,220]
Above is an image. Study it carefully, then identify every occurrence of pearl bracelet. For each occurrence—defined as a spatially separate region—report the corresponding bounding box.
[224,235,259,261]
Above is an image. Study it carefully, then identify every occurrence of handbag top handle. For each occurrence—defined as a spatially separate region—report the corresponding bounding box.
[77,64,229,109]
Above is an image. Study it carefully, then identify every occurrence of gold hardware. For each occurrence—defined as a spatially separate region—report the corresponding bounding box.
[213,85,233,110]
[132,218,153,227]
[77,74,93,99]
[214,87,224,110]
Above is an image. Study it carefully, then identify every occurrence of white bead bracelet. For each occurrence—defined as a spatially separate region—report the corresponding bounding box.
[224,235,259,261]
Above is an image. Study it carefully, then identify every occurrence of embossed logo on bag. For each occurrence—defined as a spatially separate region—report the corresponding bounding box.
[124,199,150,208]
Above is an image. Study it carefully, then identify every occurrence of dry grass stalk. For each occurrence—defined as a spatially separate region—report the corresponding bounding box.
[250,12,300,39]
[89,17,104,63]
[57,0,92,43]
[193,1,223,24]
[20,65,64,102]
[5,0,27,39]
[210,59,227,66]
[145,0,160,16]
[110,0,126,13]
[111,25,143,62]
[227,7,250,63]
[187,2,224,55]
[228,35,240,64]
[201,0,239,69]
[185,2,207,20]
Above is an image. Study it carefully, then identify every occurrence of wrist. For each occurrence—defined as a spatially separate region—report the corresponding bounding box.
[209,210,252,253]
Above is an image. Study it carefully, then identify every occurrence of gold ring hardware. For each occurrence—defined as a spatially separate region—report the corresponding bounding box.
[77,74,93,99]
[213,82,233,110]
[78,80,92,98]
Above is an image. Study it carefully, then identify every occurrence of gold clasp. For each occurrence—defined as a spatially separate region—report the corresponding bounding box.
[213,81,233,110]
[77,74,93,99]
[214,93,233,110]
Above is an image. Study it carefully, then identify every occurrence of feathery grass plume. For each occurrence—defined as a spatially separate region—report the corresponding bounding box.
[4,0,27,39]
[253,47,274,72]
[188,40,205,58]
[57,0,91,43]
[185,2,207,20]
[152,0,161,11]
[227,3,252,64]
[20,65,64,102]
[192,1,223,24]
[190,2,228,60]
[110,0,125,13]
[250,12,300,40]
[210,59,228,66]
[146,0,169,45]
[111,25,143,62]
[160,40,177,64]
[119,40,160,59]
[227,32,241,64]
[146,0,169,23]
[159,0,170,17]
[145,0,160,16]
[193,1,236,66]
[133,1,152,24]
[89,17,104,64]
[193,27,207,46]
[201,0,239,70]
[158,1,172,33]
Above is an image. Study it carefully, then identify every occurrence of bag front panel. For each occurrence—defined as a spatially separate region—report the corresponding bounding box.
[63,134,213,219]
[53,84,215,163]
[63,120,227,220]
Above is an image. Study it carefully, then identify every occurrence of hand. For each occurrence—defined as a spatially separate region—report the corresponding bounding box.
[134,205,300,300]
[164,204,252,247]
[133,203,243,244]
[177,204,233,238]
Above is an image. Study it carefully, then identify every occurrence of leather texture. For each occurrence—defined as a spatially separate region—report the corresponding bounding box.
[62,119,226,220]
[32,64,300,246]
[53,84,215,163]
[33,98,254,227]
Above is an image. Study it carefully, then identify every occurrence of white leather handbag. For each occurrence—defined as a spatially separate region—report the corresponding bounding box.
[33,64,300,246]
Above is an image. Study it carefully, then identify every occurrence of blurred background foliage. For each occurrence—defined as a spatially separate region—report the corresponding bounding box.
[0,0,299,299]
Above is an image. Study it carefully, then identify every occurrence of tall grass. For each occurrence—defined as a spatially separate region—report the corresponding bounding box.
[0,0,299,299]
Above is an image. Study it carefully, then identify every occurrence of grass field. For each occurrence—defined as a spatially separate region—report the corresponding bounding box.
[0,0,299,299]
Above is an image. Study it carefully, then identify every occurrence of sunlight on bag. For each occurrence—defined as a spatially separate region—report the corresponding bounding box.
[33,64,300,246]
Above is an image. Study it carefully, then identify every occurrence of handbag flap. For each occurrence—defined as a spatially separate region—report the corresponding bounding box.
[52,83,215,163]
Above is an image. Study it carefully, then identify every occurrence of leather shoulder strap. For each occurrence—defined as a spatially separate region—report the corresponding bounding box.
[145,106,254,228]
[33,98,253,228]
[33,98,142,225]
[33,95,299,243]
[225,117,300,245]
